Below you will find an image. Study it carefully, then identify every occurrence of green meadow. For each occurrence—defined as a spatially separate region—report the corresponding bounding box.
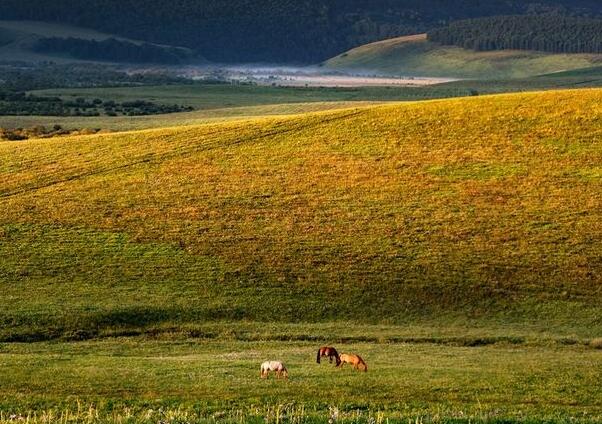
[0,339,600,423]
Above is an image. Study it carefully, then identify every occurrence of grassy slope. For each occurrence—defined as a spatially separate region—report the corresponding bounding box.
[1,89,601,342]
[323,34,602,79]
[0,20,196,63]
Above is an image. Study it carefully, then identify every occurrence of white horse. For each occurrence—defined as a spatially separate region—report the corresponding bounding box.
[260,361,288,379]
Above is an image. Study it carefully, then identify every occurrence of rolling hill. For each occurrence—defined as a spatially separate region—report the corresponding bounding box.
[1,89,601,342]
[323,34,602,79]
[0,20,198,64]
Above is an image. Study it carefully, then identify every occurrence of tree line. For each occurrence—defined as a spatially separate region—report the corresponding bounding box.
[0,63,190,91]
[0,91,194,117]
[33,37,196,64]
[427,15,602,54]
[1,0,601,63]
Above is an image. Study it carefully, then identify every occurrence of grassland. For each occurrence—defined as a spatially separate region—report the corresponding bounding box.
[1,88,601,337]
[1,89,601,422]
[0,339,600,423]
[323,34,602,79]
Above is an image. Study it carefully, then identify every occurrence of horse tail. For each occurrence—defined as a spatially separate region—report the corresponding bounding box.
[316,349,321,364]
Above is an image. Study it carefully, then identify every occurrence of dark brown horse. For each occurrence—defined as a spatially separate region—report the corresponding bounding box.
[316,346,341,366]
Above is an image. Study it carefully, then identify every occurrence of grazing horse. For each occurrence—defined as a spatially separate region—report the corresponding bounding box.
[260,361,288,379]
[316,346,341,366]
[337,353,367,372]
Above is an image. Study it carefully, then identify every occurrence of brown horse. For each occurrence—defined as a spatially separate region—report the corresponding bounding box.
[316,346,341,366]
[337,353,367,372]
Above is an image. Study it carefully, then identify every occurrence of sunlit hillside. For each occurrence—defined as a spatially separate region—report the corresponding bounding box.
[324,34,602,79]
[1,89,601,341]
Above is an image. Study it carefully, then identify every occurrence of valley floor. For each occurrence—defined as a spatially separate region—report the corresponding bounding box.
[0,337,601,423]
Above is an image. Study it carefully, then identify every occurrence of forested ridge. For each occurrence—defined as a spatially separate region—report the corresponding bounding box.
[1,0,601,63]
[428,15,602,53]
[33,37,196,64]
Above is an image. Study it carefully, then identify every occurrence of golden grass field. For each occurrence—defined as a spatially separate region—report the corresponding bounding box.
[1,88,600,334]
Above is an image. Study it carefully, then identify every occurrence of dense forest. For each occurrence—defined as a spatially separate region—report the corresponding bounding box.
[428,15,602,53]
[1,0,601,62]
[33,37,196,64]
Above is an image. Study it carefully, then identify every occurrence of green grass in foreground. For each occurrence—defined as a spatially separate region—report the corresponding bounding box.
[0,339,600,423]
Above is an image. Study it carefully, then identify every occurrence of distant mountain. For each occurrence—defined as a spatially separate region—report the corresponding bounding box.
[1,0,601,63]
